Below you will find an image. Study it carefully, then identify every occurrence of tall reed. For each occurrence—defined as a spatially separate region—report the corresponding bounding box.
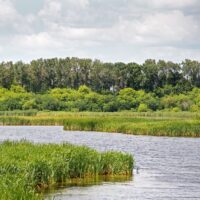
[0,141,133,199]
[0,111,200,137]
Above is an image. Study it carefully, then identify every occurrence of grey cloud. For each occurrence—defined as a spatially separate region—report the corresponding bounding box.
[0,0,200,62]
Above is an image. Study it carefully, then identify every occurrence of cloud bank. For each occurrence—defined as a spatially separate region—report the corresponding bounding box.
[0,0,200,63]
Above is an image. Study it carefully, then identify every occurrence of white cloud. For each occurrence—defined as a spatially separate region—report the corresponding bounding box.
[78,10,199,47]
[0,0,36,34]
[132,0,197,9]
[151,0,197,8]
[49,23,99,41]
[38,0,61,19]
[136,46,200,63]
[0,0,200,62]
[0,0,18,25]
[12,32,62,50]
[120,10,199,45]
[65,0,89,8]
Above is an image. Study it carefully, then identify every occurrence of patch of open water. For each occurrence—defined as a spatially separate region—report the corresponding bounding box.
[0,126,200,200]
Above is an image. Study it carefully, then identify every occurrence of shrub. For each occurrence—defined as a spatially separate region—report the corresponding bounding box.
[137,103,148,112]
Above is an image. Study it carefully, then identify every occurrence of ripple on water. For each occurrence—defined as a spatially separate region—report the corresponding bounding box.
[0,126,200,200]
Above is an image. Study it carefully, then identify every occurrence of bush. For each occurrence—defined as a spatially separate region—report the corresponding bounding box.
[172,107,181,112]
[22,100,38,110]
[137,103,148,112]
[190,105,199,112]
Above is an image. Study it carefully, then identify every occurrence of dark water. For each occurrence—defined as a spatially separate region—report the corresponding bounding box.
[0,126,200,200]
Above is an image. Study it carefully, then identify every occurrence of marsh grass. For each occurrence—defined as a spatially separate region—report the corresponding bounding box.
[0,174,41,200]
[0,110,38,116]
[1,111,200,137]
[0,141,133,199]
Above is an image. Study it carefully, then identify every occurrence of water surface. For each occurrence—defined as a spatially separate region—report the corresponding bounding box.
[0,126,200,200]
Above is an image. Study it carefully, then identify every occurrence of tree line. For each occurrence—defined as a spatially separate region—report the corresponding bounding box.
[0,58,200,94]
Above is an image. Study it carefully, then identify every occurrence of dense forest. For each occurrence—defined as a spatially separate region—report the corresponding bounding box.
[0,58,200,112]
[1,58,200,93]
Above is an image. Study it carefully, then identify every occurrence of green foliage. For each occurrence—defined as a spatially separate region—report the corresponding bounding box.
[137,103,149,112]
[100,152,134,175]
[1,112,200,137]
[172,107,181,112]
[190,105,199,112]
[0,141,134,199]
[0,58,200,93]
[0,174,41,200]
[78,85,91,94]
[1,79,200,112]
[22,99,38,110]
[0,110,37,116]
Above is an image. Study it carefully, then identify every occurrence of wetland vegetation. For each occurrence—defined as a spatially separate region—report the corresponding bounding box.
[0,111,200,137]
[1,57,200,199]
[0,141,133,200]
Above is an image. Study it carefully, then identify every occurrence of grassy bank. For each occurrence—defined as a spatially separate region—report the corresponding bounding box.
[0,141,133,200]
[0,110,38,116]
[0,111,200,137]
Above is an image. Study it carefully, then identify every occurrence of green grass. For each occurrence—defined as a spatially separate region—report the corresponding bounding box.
[0,110,38,116]
[0,141,133,200]
[0,111,200,137]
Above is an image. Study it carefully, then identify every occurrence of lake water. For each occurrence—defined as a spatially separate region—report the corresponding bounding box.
[0,126,200,200]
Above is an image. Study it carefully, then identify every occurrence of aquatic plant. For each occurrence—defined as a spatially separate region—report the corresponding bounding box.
[1,111,200,137]
[0,110,38,116]
[0,141,133,199]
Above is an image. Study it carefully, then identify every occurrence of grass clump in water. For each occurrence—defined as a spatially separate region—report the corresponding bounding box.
[0,141,134,199]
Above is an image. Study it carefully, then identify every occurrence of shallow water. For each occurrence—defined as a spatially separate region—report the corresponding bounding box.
[0,126,200,200]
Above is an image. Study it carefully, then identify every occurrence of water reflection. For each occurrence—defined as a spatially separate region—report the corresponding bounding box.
[46,175,133,197]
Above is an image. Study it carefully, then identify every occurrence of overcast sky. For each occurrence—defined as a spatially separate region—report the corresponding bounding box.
[0,0,200,63]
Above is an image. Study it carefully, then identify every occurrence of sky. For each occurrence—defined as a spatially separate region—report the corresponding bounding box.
[0,0,200,63]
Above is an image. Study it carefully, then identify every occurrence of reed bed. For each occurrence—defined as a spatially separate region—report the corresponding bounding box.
[0,111,200,137]
[0,141,133,199]
[0,110,38,116]
[37,111,200,119]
